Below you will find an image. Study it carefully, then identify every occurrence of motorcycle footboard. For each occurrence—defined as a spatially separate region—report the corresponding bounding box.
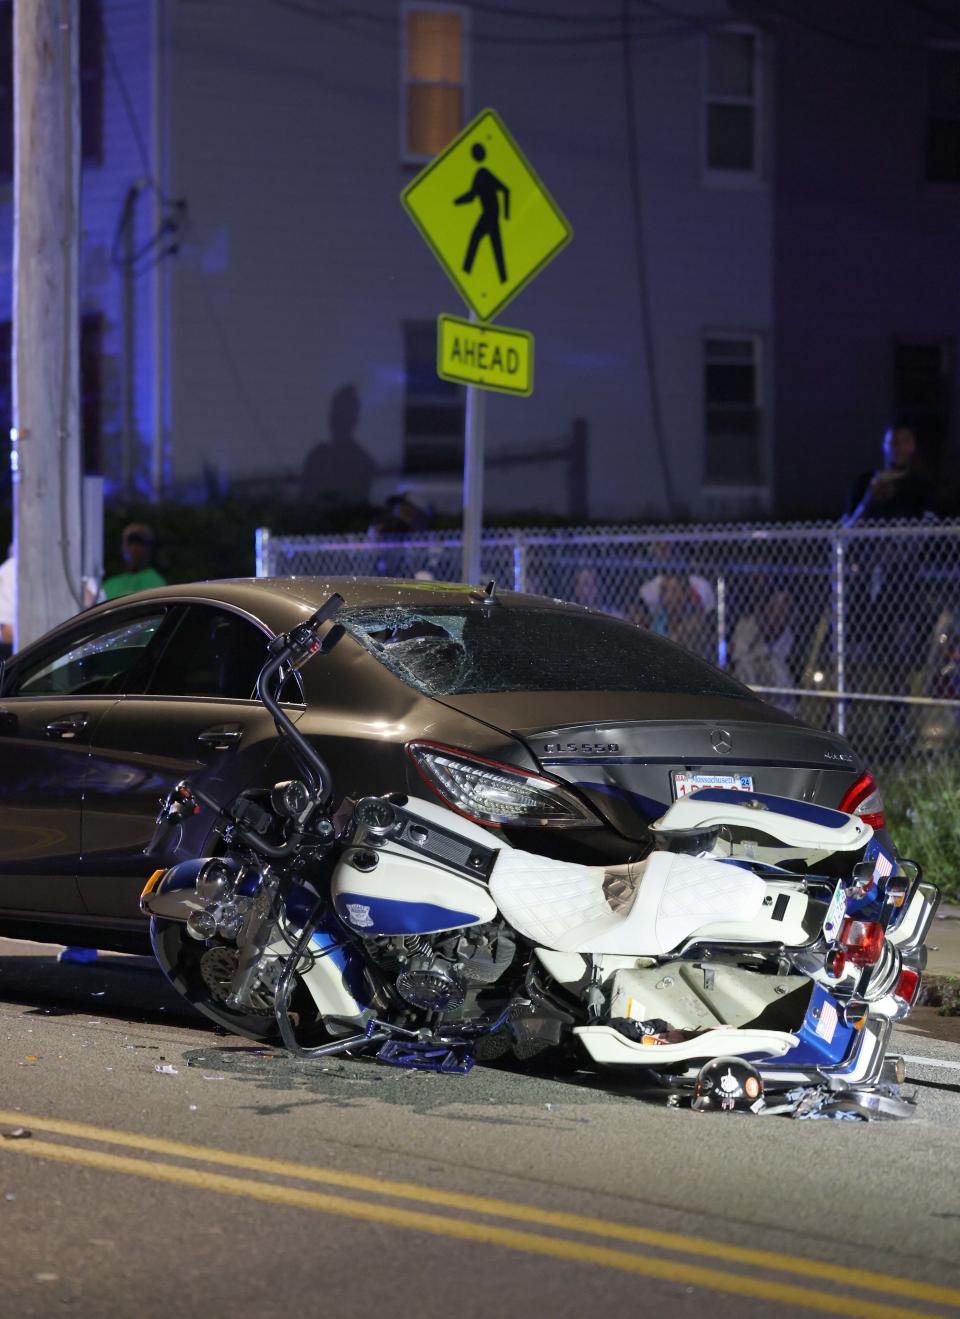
[573,1026,799,1068]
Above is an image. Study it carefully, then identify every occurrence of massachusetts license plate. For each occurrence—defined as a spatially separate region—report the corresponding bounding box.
[672,772,754,798]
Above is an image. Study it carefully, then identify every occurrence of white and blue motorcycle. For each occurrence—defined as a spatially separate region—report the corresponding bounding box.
[141,597,939,1109]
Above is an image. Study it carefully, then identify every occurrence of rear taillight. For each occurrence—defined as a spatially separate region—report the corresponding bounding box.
[838,916,885,966]
[893,967,921,1006]
[407,742,601,829]
[839,771,886,830]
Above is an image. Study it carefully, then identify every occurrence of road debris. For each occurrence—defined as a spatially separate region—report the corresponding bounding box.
[155,1063,179,1075]
[2,1128,31,1140]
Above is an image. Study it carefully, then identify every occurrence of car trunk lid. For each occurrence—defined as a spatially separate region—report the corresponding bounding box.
[433,691,863,841]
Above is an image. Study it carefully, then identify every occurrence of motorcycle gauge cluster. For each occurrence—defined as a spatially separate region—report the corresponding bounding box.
[270,779,311,819]
[354,796,399,836]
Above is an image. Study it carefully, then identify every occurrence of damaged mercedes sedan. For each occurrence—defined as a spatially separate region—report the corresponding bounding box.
[0,576,886,953]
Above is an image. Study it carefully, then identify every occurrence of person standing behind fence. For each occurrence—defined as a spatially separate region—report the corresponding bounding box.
[650,573,713,659]
[845,424,933,525]
[100,524,166,601]
[731,589,797,714]
[367,493,431,578]
[639,541,716,615]
[572,566,625,617]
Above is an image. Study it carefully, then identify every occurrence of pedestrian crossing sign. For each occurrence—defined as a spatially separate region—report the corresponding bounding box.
[401,108,573,323]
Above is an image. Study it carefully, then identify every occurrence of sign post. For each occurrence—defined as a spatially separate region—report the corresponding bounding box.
[462,315,486,588]
[401,108,572,584]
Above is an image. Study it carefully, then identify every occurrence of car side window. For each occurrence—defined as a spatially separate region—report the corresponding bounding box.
[12,613,167,697]
[144,606,272,701]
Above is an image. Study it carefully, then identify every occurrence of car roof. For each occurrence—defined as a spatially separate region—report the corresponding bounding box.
[9,577,593,661]
[99,576,576,616]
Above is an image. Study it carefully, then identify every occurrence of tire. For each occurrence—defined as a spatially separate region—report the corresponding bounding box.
[151,917,281,1042]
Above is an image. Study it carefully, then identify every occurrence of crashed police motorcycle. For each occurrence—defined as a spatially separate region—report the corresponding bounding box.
[141,595,940,1113]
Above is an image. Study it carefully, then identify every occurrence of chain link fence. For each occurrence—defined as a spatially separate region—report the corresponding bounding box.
[255,521,960,767]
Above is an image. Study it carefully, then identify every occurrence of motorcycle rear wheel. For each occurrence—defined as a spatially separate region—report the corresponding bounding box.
[150,917,322,1045]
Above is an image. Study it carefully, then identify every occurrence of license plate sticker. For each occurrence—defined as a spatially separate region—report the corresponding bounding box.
[672,772,754,798]
[823,880,847,942]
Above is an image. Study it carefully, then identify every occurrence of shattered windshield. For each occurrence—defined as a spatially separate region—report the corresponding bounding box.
[341,606,753,700]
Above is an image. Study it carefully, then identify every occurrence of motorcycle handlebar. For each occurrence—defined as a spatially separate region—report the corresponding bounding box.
[256,594,344,804]
[304,594,344,634]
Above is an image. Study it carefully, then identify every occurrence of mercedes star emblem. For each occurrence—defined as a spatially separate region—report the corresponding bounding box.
[710,728,733,755]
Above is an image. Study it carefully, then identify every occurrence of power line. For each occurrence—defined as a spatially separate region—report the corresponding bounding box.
[619,0,676,516]
[100,16,185,267]
[100,21,153,187]
[272,0,697,48]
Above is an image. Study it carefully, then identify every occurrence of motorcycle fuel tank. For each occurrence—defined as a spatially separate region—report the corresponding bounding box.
[331,843,497,936]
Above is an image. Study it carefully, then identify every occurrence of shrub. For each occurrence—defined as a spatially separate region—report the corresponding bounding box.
[880,760,960,904]
[922,976,960,1016]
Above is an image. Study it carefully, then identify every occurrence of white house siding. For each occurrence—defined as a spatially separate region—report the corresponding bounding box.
[165,0,772,520]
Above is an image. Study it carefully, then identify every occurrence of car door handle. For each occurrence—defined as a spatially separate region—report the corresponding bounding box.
[197,724,244,749]
[45,713,89,740]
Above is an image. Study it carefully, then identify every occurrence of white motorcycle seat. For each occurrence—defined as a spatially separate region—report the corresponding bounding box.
[489,848,766,956]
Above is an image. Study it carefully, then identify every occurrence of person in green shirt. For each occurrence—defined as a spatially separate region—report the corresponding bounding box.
[100,523,166,601]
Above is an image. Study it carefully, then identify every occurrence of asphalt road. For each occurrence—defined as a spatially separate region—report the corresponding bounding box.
[1,937,959,1319]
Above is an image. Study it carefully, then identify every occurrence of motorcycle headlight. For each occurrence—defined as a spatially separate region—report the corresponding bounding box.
[407,742,600,829]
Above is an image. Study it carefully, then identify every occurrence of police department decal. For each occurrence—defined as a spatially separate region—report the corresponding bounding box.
[345,903,374,929]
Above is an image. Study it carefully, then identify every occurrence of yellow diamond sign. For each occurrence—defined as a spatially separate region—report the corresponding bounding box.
[402,108,572,323]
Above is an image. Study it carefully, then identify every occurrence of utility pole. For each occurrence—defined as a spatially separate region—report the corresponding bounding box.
[12,0,82,649]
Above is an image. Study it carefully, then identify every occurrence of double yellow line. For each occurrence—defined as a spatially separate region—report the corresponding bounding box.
[1,1108,957,1318]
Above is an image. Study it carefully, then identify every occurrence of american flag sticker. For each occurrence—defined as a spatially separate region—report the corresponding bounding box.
[872,850,893,881]
[816,999,838,1044]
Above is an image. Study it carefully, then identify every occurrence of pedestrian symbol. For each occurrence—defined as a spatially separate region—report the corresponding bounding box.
[456,144,510,284]
[401,108,572,323]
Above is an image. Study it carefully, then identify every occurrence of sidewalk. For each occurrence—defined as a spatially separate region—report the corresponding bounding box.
[926,904,960,979]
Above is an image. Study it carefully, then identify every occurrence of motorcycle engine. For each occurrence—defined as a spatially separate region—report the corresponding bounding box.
[369,921,515,1015]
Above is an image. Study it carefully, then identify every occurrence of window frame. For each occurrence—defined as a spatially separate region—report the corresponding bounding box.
[400,0,470,167]
[702,330,769,493]
[4,606,170,699]
[132,600,306,706]
[701,24,764,188]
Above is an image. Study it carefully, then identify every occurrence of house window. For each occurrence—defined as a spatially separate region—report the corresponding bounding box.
[402,3,467,163]
[927,46,960,182]
[893,338,954,464]
[0,0,104,180]
[704,28,761,179]
[403,320,463,474]
[703,334,764,486]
